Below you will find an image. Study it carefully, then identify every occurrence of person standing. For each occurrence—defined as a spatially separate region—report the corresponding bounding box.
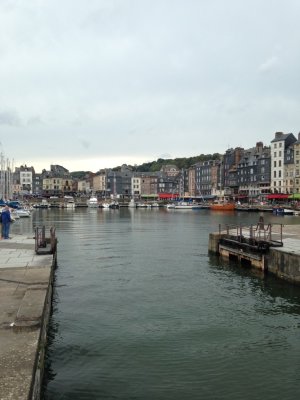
[1,205,12,239]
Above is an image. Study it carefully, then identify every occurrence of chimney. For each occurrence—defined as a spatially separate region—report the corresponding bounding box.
[298,132,300,141]
[275,132,283,139]
[256,142,263,152]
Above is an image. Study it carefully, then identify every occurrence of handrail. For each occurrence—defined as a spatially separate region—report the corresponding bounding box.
[35,226,57,254]
[219,222,283,247]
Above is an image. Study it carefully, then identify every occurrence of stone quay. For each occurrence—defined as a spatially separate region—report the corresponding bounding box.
[209,222,300,285]
[0,231,57,400]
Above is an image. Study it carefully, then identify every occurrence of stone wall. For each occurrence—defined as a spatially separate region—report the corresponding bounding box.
[268,248,300,285]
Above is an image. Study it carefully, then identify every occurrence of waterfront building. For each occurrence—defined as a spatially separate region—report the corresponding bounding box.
[237,142,271,200]
[187,167,196,197]
[77,179,88,193]
[93,170,106,196]
[270,132,296,194]
[211,160,222,197]
[159,164,180,177]
[283,137,295,196]
[32,173,43,196]
[139,173,158,198]
[195,160,221,198]
[132,175,141,196]
[106,165,133,198]
[13,165,35,195]
[42,165,73,197]
[290,133,300,196]
[157,172,179,197]
[222,147,244,197]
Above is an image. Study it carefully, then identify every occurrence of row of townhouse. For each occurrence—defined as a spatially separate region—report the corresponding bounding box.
[7,131,300,201]
[11,165,76,198]
[90,165,182,199]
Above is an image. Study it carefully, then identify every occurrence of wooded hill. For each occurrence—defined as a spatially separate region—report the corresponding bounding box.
[71,153,222,178]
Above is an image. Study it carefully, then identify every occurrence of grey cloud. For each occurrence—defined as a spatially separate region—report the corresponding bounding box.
[1,0,300,171]
[0,110,21,126]
[258,57,279,73]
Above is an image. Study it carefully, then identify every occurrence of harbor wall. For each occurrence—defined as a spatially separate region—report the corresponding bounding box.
[209,231,300,286]
[29,263,55,400]
[268,248,300,285]
[208,232,226,254]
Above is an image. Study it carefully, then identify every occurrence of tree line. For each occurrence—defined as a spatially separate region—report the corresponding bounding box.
[71,153,222,178]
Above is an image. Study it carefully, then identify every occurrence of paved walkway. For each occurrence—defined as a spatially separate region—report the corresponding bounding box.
[0,234,54,400]
[278,224,300,255]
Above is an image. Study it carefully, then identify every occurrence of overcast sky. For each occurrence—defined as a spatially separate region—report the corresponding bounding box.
[1,0,300,172]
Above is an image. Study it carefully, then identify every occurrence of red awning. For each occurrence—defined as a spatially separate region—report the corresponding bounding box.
[158,193,179,199]
[266,194,289,199]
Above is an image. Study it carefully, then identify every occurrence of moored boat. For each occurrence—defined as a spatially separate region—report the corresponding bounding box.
[210,202,235,211]
[87,196,99,208]
[174,201,203,210]
[14,209,31,217]
[273,207,294,215]
[64,196,75,209]
[128,199,136,208]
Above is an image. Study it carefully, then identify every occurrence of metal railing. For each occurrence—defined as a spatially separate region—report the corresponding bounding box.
[219,222,283,248]
[35,226,57,254]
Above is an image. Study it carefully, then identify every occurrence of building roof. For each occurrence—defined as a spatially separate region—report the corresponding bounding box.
[271,133,294,143]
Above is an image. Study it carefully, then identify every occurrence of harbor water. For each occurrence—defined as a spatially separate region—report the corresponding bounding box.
[14,208,300,400]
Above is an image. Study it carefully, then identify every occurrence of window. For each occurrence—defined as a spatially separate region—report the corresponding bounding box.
[274,152,277,157]
[279,160,282,167]
[274,171,276,178]
[279,151,282,157]
[274,144,277,149]
[279,181,281,187]
[274,161,276,168]
[279,142,282,147]
[279,171,282,178]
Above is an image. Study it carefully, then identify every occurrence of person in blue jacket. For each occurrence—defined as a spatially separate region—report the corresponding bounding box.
[1,205,12,239]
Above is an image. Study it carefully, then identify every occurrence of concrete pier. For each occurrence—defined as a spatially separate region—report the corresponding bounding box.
[209,223,300,285]
[0,233,57,400]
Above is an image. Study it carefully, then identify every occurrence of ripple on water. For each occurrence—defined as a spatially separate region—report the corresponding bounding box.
[39,209,300,400]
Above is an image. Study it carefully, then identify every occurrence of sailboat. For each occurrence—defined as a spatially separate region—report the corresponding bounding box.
[87,194,99,208]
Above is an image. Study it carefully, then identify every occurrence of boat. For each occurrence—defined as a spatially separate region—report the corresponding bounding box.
[109,201,119,209]
[151,202,160,208]
[101,202,110,209]
[128,199,136,208]
[235,205,260,212]
[64,196,75,209]
[136,202,148,208]
[87,196,99,208]
[210,202,235,211]
[273,207,294,215]
[166,203,175,209]
[33,199,50,209]
[14,209,31,218]
[174,201,203,210]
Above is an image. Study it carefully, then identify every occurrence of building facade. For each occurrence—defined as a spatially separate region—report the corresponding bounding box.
[270,132,296,194]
